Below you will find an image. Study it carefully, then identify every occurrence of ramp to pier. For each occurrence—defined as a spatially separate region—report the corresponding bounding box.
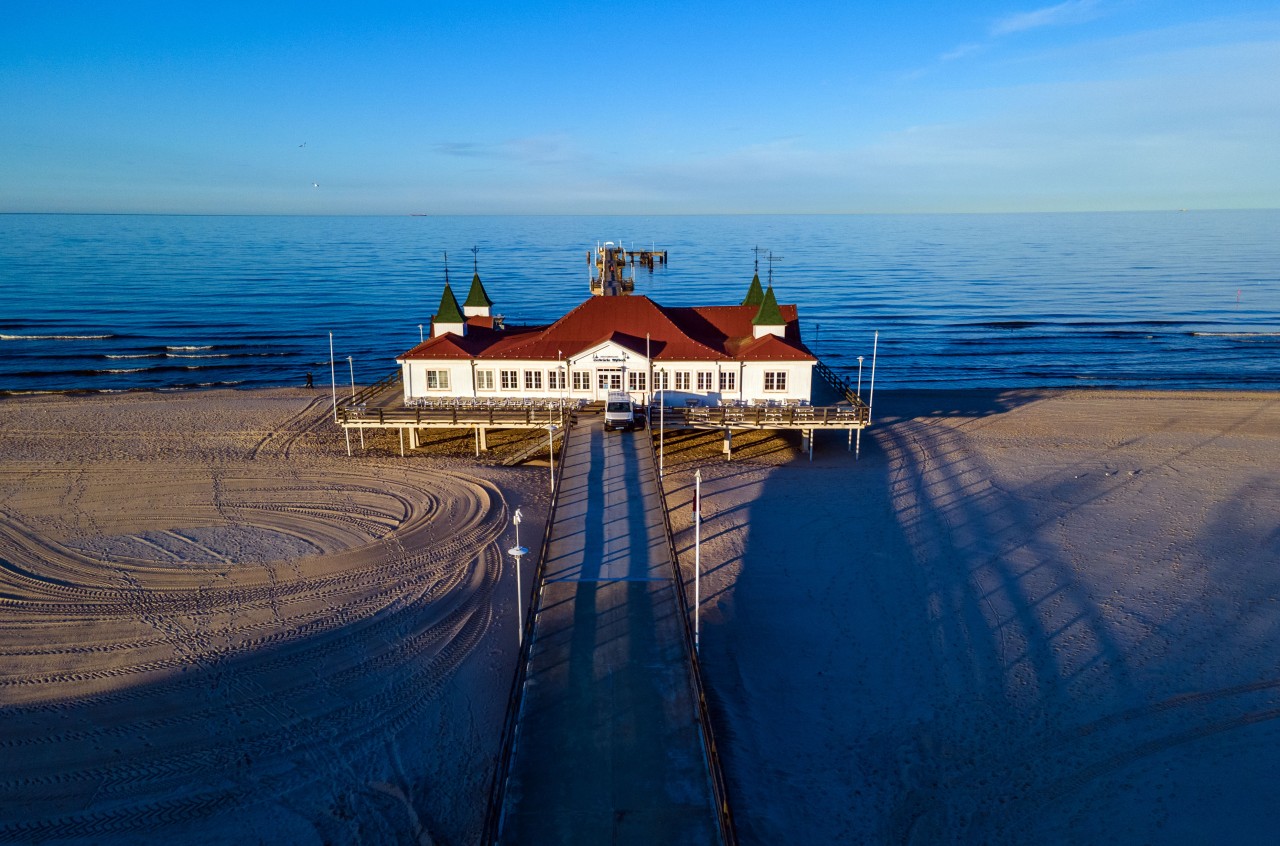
[493,416,725,845]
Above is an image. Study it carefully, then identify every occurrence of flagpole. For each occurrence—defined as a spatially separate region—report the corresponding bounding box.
[694,468,702,653]
[646,332,651,407]
[659,370,665,477]
[329,332,338,423]
[868,330,879,425]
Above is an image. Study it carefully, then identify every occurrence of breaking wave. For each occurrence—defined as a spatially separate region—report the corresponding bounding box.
[1,334,114,341]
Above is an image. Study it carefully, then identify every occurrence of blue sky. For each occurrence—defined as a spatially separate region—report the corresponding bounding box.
[2,1,1277,214]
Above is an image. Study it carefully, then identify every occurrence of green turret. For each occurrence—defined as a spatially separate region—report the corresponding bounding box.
[431,281,466,336]
[751,284,784,327]
[463,272,493,316]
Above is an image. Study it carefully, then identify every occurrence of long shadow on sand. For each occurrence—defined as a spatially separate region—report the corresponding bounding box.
[684,389,1280,844]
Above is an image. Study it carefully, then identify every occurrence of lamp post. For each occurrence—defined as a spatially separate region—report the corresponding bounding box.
[694,468,702,653]
[645,332,651,407]
[343,353,363,447]
[547,423,558,492]
[857,356,864,401]
[869,330,878,424]
[658,369,665,477]
[329,332,338,423]
[418,324,424,343]
[508,508,528,647]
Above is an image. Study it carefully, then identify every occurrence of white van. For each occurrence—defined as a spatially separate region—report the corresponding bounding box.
[604,391,637,432]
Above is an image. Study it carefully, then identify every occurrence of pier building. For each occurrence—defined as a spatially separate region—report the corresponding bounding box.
[334,243,871,459]
[397,264,816,408]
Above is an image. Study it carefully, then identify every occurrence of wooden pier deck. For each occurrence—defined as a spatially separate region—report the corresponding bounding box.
[332,362,872,460]
[486,415,731,844]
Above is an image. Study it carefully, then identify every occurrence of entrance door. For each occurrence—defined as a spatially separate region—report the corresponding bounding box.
[595,369,622,400]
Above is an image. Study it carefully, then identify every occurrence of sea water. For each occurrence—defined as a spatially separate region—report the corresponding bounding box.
[1,211,1277,393]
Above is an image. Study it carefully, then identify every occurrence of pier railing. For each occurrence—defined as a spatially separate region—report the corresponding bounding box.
[651,402,869,429]
[814,358,870,411]
[647,435,739,845]
[482,413,573,844]
[344,369,401,408]
[337,404,576,429]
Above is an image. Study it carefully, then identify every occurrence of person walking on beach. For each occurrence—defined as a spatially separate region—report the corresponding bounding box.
[305,372,314,389]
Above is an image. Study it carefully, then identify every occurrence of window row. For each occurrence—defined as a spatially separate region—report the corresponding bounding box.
[652,371,738,391]
[420,368,786,392]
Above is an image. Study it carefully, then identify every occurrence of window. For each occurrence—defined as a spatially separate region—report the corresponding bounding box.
[654,371,670,390]
[597,371,622,390]
[764,371,788,392]
[548,369,566,390]
[500,370,519,390]
[572,370,590,391]
[674,371,691,390]
[476,370,495,391]
[424,369,450,390]
[628,371,646,391]
[524,370,543,390]
[719,371,736,391]
[696,371,714,391]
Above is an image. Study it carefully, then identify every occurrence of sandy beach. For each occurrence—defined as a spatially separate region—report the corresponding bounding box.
[3,387,1278,844]
[662,389,1280,844]
[0,388,549,845]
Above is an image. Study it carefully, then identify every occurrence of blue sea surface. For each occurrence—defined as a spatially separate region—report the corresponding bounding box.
[1,212,1277,393]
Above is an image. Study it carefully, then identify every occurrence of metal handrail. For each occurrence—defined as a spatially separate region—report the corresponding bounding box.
[338,405,575,428]
[345,368,400,408]
[647,434,739,845]
[814,358,869,410]
[481,413,573,844]
[652,403,869,428]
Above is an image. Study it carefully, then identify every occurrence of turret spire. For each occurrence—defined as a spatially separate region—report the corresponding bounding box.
[751,284,787,338]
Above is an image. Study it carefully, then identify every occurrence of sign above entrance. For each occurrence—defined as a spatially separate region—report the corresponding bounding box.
[592,354,627,363]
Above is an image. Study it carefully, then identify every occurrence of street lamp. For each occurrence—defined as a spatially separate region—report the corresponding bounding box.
[645,332,651,407]
[857,356,864,401]
[658,369,666,477]
[694,468,702,652]
[418,324,424,343]
[547,423,558,492]
[347,355,356,401]
[508,508,528,647]
[329,331,338,423]
[557,350,565,407]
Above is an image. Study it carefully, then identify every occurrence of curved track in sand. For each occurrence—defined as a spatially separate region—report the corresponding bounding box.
[0,393,514,842]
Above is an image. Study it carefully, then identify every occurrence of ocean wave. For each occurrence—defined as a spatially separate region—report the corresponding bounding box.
[105,353,164,359]
[957,319,1191,330]
[167,345,214,351]
[10,363,243,379]
[1191,332,1280,337]
[166,353,232,358]
[0,333,114,341]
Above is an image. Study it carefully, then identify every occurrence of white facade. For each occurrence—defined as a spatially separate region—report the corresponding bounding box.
[398,338,814,406]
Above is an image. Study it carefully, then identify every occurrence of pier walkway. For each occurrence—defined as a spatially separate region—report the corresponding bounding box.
[491,416,728,844]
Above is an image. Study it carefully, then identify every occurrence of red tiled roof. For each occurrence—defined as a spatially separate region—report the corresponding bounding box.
[398,295,815,363]
[397,323,540,361]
